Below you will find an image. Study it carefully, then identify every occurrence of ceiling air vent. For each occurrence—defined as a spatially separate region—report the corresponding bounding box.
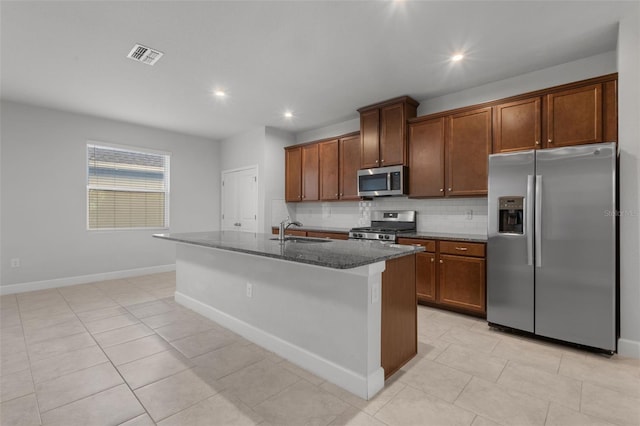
[127,43,164,66]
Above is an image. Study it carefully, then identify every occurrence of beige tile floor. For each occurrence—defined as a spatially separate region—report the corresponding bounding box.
[1,272,639,426]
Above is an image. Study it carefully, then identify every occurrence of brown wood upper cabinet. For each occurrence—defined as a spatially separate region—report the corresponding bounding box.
[408,108,490,198]
[319,133,362,201]
[358,96,418,168]
[493,97,542,153]
[319,139,339,201]
[286,132,360,203]
[408,117,446,197]
[338,134,362,200]
[545,83,603,148]
[488,75,616,154]
[446,107,492,196]
[301,144,319,201]
[285,146,302,202]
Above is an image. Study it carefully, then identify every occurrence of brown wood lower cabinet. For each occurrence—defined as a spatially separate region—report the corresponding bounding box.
[398,238,487,317]
[381,254,417,379]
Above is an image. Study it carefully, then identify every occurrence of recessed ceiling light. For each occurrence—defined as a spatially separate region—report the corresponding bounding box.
[213,89,226,98]
[284,111,293,119]
[451,53,464,62]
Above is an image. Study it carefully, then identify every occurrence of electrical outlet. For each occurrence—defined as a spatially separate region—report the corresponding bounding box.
[371,283,380,304]
[246,282,253,298]
[10,258,20,268]
[466,209,473,220]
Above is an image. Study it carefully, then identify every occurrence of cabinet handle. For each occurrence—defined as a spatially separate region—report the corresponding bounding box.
[440,189,444,192]
[431,258,435,263]
[375,159,379,164]
[335,193,338,197]
[381,159,385,163]
[448,188,452,191]
[548,139,552,144]
[439,259,443,264]
[535,140,540,145]
[340,193,343,196]
[455,247,468,251]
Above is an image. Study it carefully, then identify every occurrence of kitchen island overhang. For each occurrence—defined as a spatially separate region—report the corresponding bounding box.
[154,231,423,400]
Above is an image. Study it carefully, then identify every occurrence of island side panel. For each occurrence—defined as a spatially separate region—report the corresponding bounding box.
[381,253,417,378]
[174,243,385,399]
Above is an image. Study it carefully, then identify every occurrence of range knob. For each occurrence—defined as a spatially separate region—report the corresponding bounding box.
[378,235,384,239]
[384,235,391,240]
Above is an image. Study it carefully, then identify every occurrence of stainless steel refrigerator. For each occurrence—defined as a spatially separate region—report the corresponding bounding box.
[487,142,617,352]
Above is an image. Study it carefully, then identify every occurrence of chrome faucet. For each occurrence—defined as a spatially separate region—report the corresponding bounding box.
[278,216,303,241]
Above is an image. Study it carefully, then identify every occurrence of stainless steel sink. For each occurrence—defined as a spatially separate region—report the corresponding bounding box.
[270,236,331,244]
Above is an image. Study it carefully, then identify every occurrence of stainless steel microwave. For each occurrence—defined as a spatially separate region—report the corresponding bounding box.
[357,165,407,197]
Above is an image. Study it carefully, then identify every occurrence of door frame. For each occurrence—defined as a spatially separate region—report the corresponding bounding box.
[221,165,259,233]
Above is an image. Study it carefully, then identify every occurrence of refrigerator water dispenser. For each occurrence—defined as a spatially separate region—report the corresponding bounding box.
[498,196,524,234]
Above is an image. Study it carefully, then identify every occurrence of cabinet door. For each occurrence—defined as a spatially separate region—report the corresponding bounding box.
[285,147,302,202]
[319,140,339,201]
[446,107,492,196]
[438,254,486,314]
[301,144,319,201]
[381,254,417,379]
[360,109,380,168]
[408,117,445,197]
[416,252,437,302]
[493,97,541,153]
[380,102,406,166]
[339,134,361,200]
[603,80,617,142]
[545,83,602,148]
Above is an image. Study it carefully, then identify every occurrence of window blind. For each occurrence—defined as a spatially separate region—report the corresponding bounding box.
[87,143,170,230]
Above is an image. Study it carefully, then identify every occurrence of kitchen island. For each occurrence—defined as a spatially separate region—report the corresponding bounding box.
[154,231,422,399]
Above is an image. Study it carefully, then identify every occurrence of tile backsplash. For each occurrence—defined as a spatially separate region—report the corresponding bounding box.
[292,197,488,236]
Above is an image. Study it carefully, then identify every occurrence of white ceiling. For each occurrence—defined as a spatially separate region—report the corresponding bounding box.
[0,1,631,141]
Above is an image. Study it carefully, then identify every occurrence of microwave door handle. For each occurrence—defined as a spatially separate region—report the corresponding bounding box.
[387,172,391,192]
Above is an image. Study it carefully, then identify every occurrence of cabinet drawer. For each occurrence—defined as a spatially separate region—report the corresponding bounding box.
[439,241,485,257]
[397,238,436,252]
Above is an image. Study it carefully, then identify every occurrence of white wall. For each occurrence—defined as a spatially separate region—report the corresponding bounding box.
[419,50,617,115]
[220,126,295,234]
[265,127,296,229]
[616,6,640,358]
[295,118,360,145]
[0,101,220,289]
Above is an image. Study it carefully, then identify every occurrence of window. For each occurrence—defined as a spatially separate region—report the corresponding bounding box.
[87,143,170,230]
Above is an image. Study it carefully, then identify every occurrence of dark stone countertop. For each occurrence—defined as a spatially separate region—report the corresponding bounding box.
[270,225,351,234]
[400,232,487,243]
[154,231,424,270]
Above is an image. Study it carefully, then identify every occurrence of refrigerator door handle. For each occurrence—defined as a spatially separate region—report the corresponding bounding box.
[527,175,535,266]
[535,175,542,267]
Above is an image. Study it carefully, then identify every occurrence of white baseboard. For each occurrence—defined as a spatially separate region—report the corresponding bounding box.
[176,291,384,400]
[0,264,176,295]
[618,338,640,359]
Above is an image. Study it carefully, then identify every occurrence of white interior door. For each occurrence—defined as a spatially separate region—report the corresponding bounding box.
[222,166,258,233]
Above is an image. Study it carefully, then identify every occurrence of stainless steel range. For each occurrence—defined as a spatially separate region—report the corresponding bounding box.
[349,210,416,243]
